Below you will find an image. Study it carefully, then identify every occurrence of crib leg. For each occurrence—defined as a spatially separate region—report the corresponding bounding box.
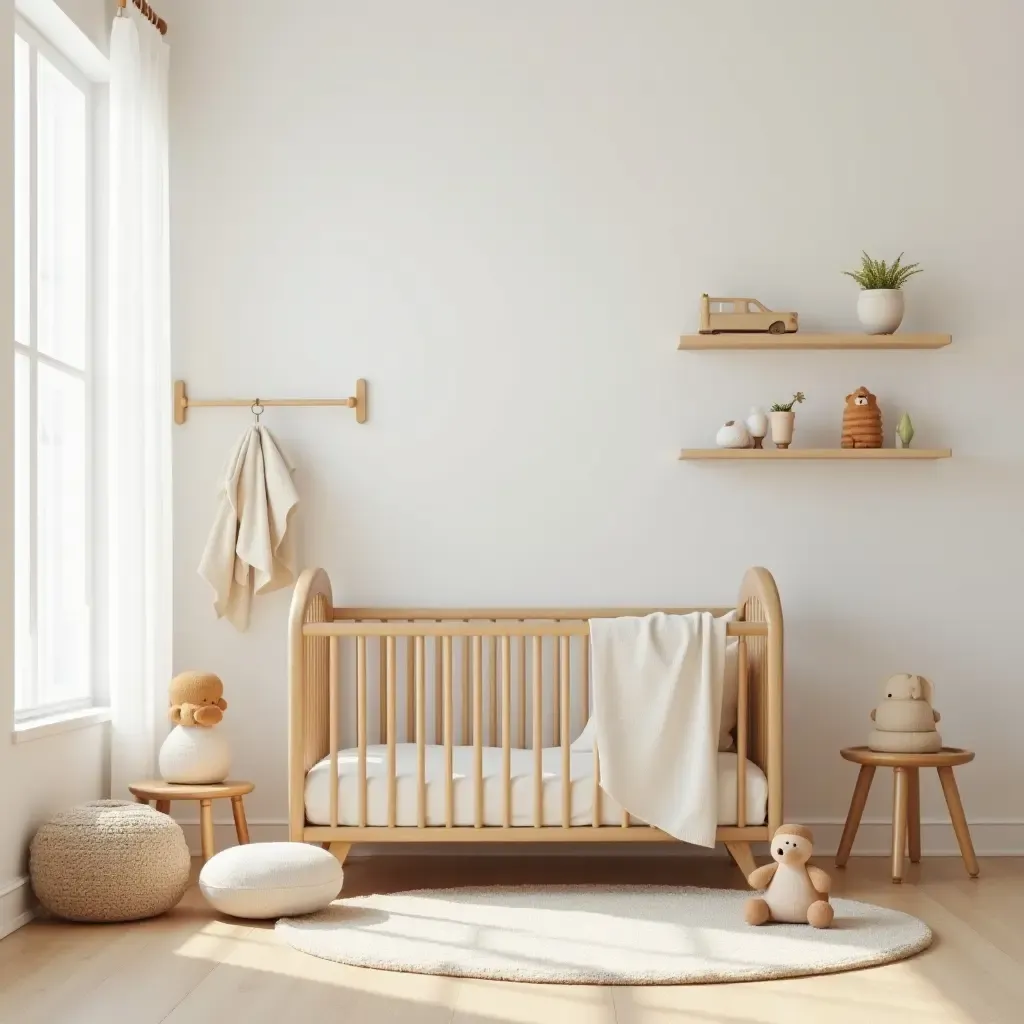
[327,842,352,868]
[725,841,757,884]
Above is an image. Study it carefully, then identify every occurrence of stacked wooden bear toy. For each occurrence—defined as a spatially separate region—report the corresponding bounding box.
[841,386,883,448]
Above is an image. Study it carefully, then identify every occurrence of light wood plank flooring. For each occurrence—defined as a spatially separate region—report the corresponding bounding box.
[1,854,1021,1023]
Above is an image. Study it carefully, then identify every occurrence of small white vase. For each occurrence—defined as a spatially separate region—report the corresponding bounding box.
[716,420,751,449]
[769,410,795,449]
[159,725,231,784]
[745,407,769,449]
[857,289,905,334]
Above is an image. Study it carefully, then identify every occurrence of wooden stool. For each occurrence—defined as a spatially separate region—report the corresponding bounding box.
[836,747,978,883]
[128,780,254,863]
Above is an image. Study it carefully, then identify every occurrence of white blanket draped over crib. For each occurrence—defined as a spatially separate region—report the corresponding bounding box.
[583,612,727,847]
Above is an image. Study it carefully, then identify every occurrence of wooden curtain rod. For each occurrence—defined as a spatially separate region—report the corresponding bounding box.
[117,0,168,36]
[173,379,369,426]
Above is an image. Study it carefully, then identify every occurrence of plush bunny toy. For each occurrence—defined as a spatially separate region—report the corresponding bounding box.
[868,673,940,753]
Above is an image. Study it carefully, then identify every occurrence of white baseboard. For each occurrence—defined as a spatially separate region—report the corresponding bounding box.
[797,819,1024,857]
[179,820,295,855]
[179,817,1024,859]
[0,876,35,940]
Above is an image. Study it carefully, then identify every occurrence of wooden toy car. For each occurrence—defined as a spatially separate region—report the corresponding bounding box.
[699,294,799,334]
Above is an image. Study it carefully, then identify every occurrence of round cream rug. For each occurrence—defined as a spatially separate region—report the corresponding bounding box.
[276,885,932,984]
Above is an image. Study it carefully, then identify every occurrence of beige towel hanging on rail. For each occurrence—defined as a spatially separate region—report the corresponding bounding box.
[199,425,299,631]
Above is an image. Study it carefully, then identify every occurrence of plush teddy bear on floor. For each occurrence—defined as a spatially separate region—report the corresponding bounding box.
[744,824,834,929]
[169,670,228,728]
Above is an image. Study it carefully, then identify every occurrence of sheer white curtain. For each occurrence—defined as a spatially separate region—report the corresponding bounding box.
[107,9,172,795]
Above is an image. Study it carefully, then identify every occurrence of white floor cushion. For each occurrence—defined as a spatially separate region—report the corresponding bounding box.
[199,843,342,919]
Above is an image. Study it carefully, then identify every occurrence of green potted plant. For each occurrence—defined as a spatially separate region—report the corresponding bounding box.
[769,392,805,449]
[843,252,922,335]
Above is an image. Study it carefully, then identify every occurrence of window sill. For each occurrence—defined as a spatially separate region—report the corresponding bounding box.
[13,706,112,743]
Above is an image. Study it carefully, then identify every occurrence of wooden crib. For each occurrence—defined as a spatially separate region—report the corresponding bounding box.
[288,567,783,878]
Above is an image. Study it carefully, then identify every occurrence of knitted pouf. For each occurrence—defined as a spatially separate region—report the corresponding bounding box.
[30,800,191,922]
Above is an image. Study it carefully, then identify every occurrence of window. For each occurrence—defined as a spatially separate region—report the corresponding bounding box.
[14,21,95,719]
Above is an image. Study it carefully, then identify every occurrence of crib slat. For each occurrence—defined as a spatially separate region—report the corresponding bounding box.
[387,636,397,828]
[462,630,470,745]
[518,634,526,749]
[489,631,498,747]
[560,635,571,828]
[502,635,512,828]
[533,636,542,827]
[406,632,415,743]
[592,743,601,827]
[379,636,387,743]
[551,637,560,746]
[434,633,443,744]
[736,635,748,828]
[473,636,483,828]
[580,633,589,735]
[329,637,339,829]
[416,636,426,829]
[357,637,367,827]
[443,635,453,828]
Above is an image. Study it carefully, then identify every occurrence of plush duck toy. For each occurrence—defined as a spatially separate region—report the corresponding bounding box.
[868,673,940,753]
[745,824,834,929]
[168,671,228,728]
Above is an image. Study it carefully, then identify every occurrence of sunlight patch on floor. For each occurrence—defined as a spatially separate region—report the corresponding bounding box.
[453,976,615,1023]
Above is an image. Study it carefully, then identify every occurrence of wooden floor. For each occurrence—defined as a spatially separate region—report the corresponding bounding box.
[1,854,1021,1023]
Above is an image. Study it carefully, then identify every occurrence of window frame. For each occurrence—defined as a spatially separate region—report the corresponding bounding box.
[14,14,99,722]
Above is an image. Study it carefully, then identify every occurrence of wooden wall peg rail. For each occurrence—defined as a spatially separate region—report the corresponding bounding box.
[173,379,368,426]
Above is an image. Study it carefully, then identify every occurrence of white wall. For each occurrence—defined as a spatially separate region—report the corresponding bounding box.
[169,0,1024,853]
[0,0,110,936]
[43,0,113,51]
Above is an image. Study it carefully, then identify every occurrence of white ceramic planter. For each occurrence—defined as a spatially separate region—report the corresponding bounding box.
[159,725,231,784]
[857,289,905,335]
[769,411,795,449]
[716,420,751,448]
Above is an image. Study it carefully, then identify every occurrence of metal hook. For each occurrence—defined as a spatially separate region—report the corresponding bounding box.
[251,398,264,423]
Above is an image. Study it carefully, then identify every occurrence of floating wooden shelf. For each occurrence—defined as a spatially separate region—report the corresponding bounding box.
[679,448,952,461]
[678,333,951,351]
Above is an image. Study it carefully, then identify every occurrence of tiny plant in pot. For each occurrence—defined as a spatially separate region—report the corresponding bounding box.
[769,392,805,449]
[843,252,922,335]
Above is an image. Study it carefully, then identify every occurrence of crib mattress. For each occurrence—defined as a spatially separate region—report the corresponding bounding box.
[304,745,767,829]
